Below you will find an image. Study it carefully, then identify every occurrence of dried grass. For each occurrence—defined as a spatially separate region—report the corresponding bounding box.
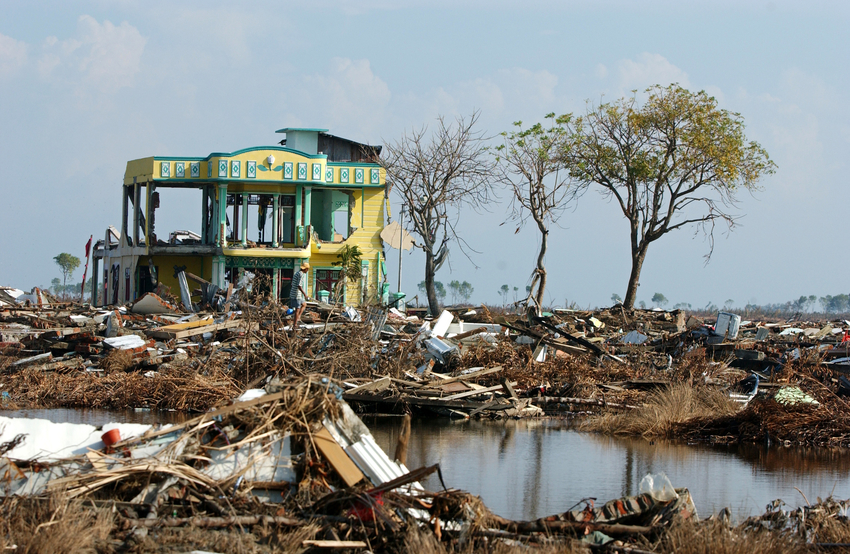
[581,383,739,438]
[101,349,134,373]
[2,365,240,411]
[0,495,114,554]
[644,518,808,554]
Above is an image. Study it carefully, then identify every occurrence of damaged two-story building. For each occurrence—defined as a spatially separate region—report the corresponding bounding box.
[92,128,389,307]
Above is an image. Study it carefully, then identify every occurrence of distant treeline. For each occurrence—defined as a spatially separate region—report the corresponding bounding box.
[691,294,850,317]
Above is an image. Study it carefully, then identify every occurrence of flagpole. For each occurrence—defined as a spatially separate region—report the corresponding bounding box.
[81,235,92,303]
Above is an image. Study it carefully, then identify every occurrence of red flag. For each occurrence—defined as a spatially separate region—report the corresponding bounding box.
[84,236,92,258]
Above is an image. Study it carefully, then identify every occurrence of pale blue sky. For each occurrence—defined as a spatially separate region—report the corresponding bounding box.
[1,1,847,308]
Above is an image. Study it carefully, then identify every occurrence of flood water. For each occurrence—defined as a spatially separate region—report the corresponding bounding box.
[4,409,848,523]
[367,416,850,522]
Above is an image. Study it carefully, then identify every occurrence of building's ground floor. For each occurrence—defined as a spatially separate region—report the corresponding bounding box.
[92,249,388,308]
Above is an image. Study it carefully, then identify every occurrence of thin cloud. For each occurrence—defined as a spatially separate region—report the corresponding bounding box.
[0,33,28,77]
[617,52,690,91]
[37,15,147,94]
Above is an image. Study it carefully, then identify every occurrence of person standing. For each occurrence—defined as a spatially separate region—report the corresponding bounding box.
[290,262,310,333]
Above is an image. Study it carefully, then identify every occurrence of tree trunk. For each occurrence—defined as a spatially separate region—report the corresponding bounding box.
[424,251,440,316]
[534,223,548,308]
[623,245,648,309]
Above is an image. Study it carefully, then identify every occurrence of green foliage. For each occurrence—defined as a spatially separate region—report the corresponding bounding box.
[499,284,510,305]
[459,281,473,303]
[495,113,579,308]
[435,281,446,301]
[332,245,363,297]
[418,280,446,303]
[652,292,668,307]
[565,84,776,309]
[611,293,622,304]
[53,252,81,299]
[820,294,850,314]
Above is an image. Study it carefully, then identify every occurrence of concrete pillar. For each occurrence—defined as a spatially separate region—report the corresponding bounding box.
[241,194,248,247]
[145,184,152,246]
[121,186,129,246]
[272,269,279,300]
[132,183,140,246]
[218,184,227,247]
[272,193,279,248]
[201,186,208,244]
[295,184,304,227]
[91,256,99,306]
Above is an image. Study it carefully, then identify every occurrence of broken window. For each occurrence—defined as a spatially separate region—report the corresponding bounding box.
[311,190,353,242]
[315,269,342,300]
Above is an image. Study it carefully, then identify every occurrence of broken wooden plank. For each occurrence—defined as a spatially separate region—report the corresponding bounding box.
[313,426,364,487]
[303,540,368,549]
[440,382,512,401]
[348,376,391,394]
[422,366,502,388]
[146,319,245,340]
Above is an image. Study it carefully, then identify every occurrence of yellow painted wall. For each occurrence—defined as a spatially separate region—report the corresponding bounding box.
[304,186,385,304]
[150,255,211,297]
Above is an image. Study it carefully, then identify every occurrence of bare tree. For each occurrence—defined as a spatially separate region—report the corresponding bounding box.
[495,114,579,310]
[381,112,495,315]
[566,85,775,309]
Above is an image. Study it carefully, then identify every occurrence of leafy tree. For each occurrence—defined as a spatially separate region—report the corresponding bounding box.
[513,286,519,303]
[459,281,473,303]
[382,112,495,316]
[673,302,692,310]
[332,244,363,300]
[51,277,61,295]
[724,299,734,310]
[652,292,668,308]
[611,293,622,304]
[820,294,850,314]
[565,85,776,309]
[499,284,510,306]
[434,281,446,302]
[495,114,579,309]
[448,280,461,305]
[53,253,81,300]
[638,300,646,309]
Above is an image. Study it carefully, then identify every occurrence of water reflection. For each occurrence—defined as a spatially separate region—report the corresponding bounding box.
[1,408,189,427]
[367,417,850,522]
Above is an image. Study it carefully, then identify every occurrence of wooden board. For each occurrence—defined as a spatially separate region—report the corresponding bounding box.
[313,426,364,487]
[147,319,246,340]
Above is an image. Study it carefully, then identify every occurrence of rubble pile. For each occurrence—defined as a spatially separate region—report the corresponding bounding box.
[3,282,850,444]
[0,378,703,553]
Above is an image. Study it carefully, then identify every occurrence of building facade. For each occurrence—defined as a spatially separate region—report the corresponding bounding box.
[92,128,388,307]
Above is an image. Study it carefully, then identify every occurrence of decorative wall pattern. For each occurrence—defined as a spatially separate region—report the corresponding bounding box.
[225,256,295,269]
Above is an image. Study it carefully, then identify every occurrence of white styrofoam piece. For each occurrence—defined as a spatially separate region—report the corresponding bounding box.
[431,310,454,338]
